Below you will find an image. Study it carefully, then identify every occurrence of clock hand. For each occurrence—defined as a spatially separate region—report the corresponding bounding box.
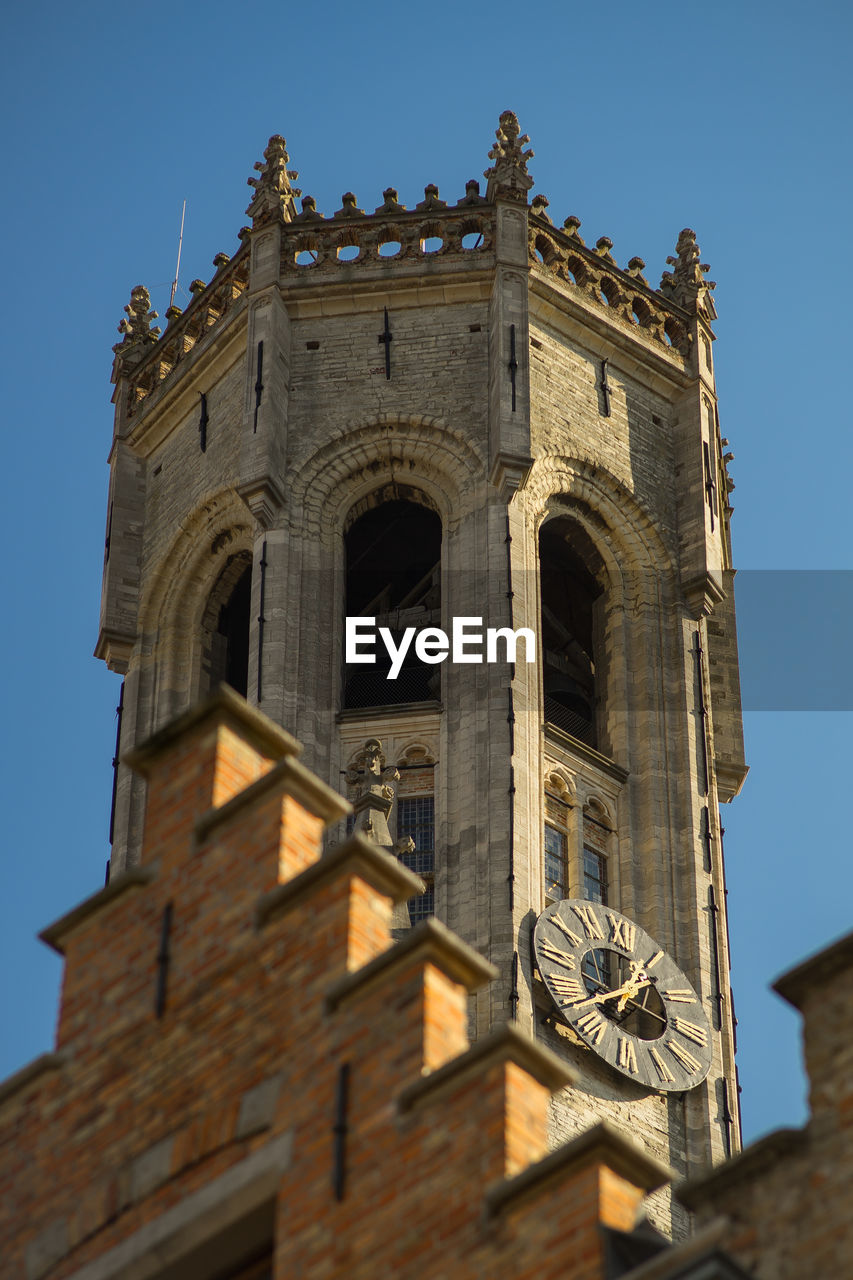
[577,972,652,1009]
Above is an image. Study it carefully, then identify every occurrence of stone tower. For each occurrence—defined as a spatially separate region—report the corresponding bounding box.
[97,113,747,1233]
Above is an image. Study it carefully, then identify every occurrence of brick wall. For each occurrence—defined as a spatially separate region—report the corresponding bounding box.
[0,689,678,1280]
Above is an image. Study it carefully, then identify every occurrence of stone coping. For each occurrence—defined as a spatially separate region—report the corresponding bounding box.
[619,1216,741,1280]
[543,723,630,783]
[676,1127,808,1211]
[39,867,156,956]
[195,754,350,843]
[255,833,423,927]
[124,686,300,777]
[325,916,497,1012]
[54,1131,291,1280]
[773,927,853,1010]
[397,1022,574,1114]
[0,1052,66,1109]
[485,1119,674,1218]
[337,699,442,723]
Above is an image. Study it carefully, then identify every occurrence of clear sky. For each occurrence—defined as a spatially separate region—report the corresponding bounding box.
[2,0,851,1148]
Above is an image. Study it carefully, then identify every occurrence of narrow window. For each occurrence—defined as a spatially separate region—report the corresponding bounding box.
[539,519,602,747]
[580,804,612,990]
[343,498,441,709]
[200,554,252,698]
[544,823,568,902]
[583,845,608,904]
[397,795,435,924]
[218,565,252,696]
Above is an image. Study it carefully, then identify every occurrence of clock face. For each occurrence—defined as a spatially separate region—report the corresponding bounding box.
[533,899,712,1091]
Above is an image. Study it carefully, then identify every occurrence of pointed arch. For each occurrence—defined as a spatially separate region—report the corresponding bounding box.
[136,488,255,723]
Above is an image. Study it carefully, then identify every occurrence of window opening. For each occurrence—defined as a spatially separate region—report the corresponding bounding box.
[397,795,435,924]
[218,565,252,697]
[539,521,602,746]
[343,499,441,709]
[583,844,607,904]
[201,557,252,699]
[544,823,568,901]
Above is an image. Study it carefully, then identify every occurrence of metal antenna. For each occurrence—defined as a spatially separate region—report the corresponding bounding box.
[169,200,187,308]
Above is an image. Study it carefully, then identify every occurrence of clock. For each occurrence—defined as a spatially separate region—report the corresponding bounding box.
[533,898,712,1091]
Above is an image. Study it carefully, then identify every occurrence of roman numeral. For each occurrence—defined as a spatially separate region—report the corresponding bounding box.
[644,950,664,969]
[649,1046,675,1083]
[617,1037,638,1074]
[551,915,583,948]
[672,1017,707,1047]
[576,1009,607,1045]
[662,989,694,1003]
[548,974,586,1004]
[607,914,636,950]
[540,939,576,971]
[666,1039,701,1074]
[571,904,604,940]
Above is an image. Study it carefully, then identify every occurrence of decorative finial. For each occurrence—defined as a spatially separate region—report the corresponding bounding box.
[334,192,364,219]
[246,134,302,227]
[627,257,650,287]
[417,183,447,211]
[530,194,552,223]
[659,228,717,316]
[375,188,405,215]
[562,215,584,244]
[294,195,323,222]
[113,286,161,358]
[456,179,487,207]
[484,110,534,202]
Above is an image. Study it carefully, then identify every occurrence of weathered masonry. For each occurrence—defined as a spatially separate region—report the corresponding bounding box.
[97,112,747,1234]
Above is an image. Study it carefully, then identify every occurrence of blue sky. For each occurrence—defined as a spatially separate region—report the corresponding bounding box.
[2,0,851,1147]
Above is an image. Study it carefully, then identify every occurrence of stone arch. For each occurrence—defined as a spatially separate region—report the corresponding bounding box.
[584,793,613,827]
[396,741,438,768]
[545,767,576,802]
[523,454,676,588]
[137,488,255,722]
[287,414,486,547]
[521,456,679,763]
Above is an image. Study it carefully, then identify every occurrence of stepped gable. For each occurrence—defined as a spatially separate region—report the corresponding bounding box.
[0,688,687,1280]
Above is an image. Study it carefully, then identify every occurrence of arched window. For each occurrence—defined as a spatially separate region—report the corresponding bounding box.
[201,555,252,698]
[343,496,441,709]
[538,518,603,747]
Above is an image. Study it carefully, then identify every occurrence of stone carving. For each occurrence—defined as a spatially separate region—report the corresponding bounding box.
[295,195,323,222]
[334,192,364,219]
[562,216,585,244]
[595,236,616,263]
[246,135,301,227]
[375,188,405,215]
[627,257,649,286]
[457,179,487,207]
[659,228,717,316]
[113,286,161,363]
[484,110,534,202]
[416,184,447,212]
[345,738,415,862]
[530,194,552,224]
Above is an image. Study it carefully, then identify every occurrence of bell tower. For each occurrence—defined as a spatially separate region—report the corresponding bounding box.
[97,112,747,1236]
